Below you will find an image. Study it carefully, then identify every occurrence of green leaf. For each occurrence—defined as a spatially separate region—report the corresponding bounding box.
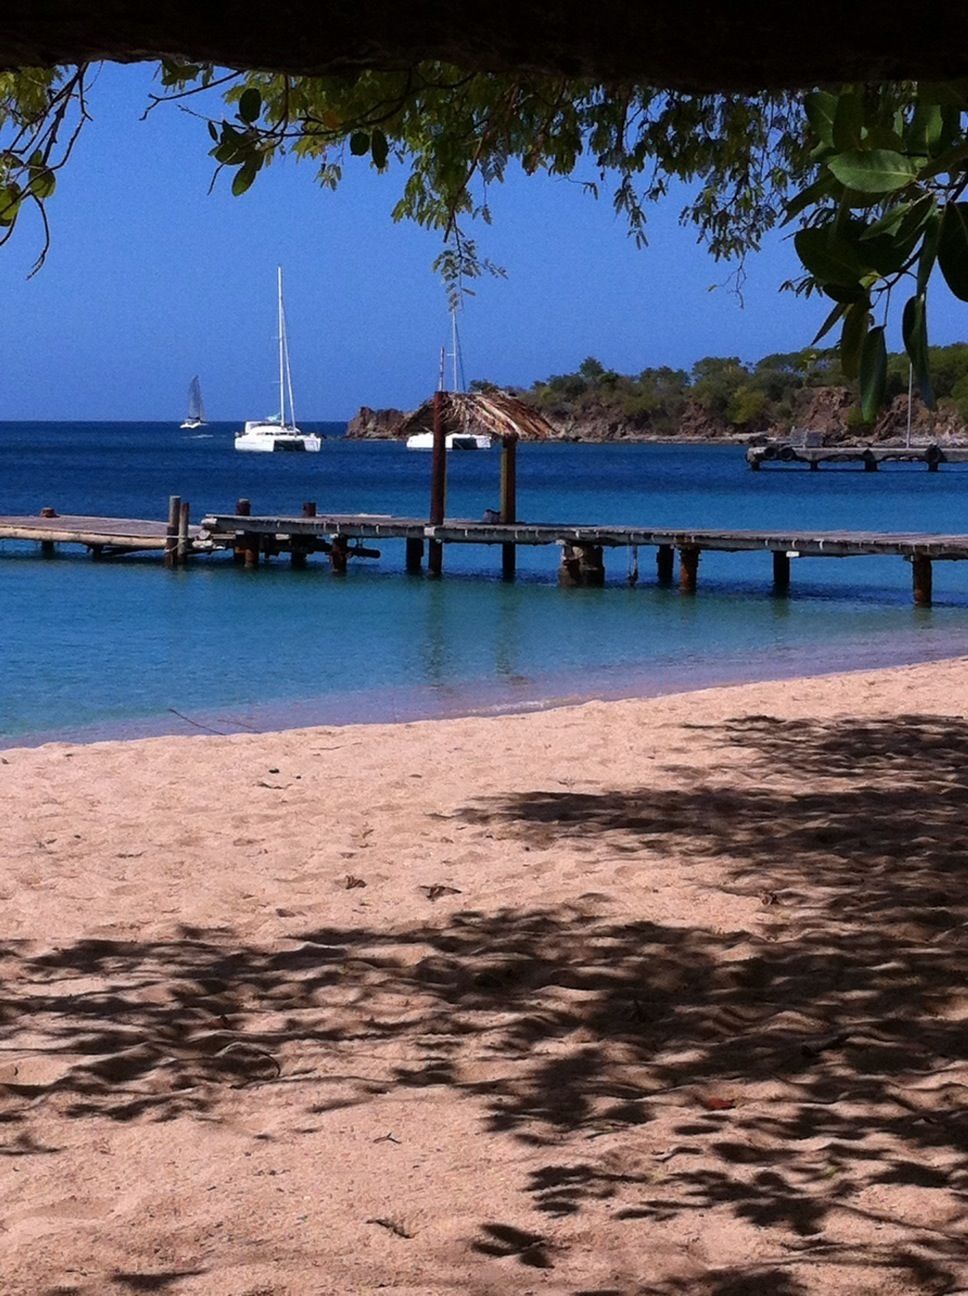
[782,172,838,225]
[370,129,389,168]
[902,292,934,407]
[349,131,370,157]
[840,299,870,380]
[937,203,968,300]
[238,88,262,124]
[821,281,865,304]
[207,120,219,143]
[918,210,941,295]
[795,225,865,286]
[908,102,943,156]
[827,149,919,195]
[27,167,55,200]
[231,160,258,196]
[805,91,837,148]
[812,299,847,345]
[917,80,968,109]
[859,325,887,422]
[832,93,864,151]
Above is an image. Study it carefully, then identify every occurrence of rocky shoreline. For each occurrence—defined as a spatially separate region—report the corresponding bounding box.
[347,386,968,446]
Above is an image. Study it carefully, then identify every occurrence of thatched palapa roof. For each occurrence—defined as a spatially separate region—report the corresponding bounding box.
[3,6,968,92]
[399,391,558,443]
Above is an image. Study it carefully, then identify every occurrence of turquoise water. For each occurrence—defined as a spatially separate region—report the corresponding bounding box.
[2,421,968,744]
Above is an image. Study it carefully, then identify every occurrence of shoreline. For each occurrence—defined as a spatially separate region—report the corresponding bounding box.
[6,627,968,751]
[4,653,968,1293]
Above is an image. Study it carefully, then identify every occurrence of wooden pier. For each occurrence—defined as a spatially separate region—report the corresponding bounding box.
[2,498,967,606]
[746,442,968,471]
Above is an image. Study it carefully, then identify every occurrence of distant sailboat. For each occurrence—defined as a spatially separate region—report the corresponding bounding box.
[180,375,206,429]
[406,309,492,450]
[235,267,321,453]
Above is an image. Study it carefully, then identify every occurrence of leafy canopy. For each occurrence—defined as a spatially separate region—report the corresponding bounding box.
[2,62,968,417]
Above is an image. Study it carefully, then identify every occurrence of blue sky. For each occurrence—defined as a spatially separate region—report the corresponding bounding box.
[1,64,966,421]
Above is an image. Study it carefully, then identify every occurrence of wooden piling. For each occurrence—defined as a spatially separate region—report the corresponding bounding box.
[302,501,317,518]
[912,555,933,606]
[656,544,675,584]
[809,459,820,471]
[330,534,349,574]
[559,542,604,587]
[428,391,446,577]
[679,546,700,592]
[176,502,190,565]
[863,450,878,472]
[233,499,251,564]
[164,495,181,568]
[40,539,55,558]
[406,537,424,573]
[772,550,791,594]
[500,435,517,581]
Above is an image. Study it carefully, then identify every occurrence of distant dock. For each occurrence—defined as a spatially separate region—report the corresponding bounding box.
[0,496,964,606]
[746,441,968,471]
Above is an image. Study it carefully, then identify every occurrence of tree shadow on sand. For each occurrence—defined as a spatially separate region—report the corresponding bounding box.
[2,712,968,1292]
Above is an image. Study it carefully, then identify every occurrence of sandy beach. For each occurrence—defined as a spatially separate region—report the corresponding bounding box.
[2,657,967,1295]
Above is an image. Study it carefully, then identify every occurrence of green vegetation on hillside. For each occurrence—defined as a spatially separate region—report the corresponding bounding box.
[471,342,968,434]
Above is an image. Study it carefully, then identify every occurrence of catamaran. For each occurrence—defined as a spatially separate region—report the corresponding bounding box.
[406,309,492,450]
[180,375,206,429]
[235,267,321,453]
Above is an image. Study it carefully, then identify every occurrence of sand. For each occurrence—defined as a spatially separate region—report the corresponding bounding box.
[2,658,968,1296]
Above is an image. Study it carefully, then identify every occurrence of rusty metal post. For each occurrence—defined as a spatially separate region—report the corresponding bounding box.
[176,501,190,566]
[233,498,251,564]
[772,550,791,594]
[912,555,932,607]
[164,494,180,569]
[330,534,349,574]
[428,391,446,576]
[500,435,517,581]
[679,546,700,593]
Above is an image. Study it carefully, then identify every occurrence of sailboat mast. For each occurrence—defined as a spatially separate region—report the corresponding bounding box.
[277,266,286,426]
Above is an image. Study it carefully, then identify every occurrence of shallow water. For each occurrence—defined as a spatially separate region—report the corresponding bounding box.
[2,422,968,744]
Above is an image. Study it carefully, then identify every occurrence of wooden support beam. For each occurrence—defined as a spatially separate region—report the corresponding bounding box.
[863,450,879,472]
[164,494,180,568]
[405,536,424,573]
[428,391,446,577]
[176,502,191,565]
[772,550,791,594]
[912,555,932,606]
[500,436,517,581]
[678,545,700,592]
[558,542,604,586]
[809,459,820,471]
[242,534,260,567]
[302,501,317,517]
[656,544,674,584]
[40,539,55,558]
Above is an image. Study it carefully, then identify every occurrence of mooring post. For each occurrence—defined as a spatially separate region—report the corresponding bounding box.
[330,534,349,574]
[500,434,517,581]
[863,450,879,472]
[40,540,55,559]
[912,555,933,607]
[291,500,316,568]
[405,536,424,573]
[809,459,820,471]
[656,544,675,585]
[679,546,700,592]
[232,498,251,564]
[164,494,181,569]
[428,391,446,577]
[772,550,791,594]
[176,501,191,566]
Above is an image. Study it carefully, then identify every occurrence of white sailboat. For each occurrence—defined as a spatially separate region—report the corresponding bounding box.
[406,309,492,451]
[180,375,206,429]
[235,267,321,453]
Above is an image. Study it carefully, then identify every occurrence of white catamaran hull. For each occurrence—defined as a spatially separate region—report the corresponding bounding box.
[235,421,321,453]
[405,432,492,451]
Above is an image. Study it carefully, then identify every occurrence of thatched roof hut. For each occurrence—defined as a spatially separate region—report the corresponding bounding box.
[398,391,558,444]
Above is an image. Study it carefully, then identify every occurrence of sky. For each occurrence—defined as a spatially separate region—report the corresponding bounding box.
[2,64,967,422]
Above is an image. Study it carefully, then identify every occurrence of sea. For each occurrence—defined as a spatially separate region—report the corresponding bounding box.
[2,420,968,747]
